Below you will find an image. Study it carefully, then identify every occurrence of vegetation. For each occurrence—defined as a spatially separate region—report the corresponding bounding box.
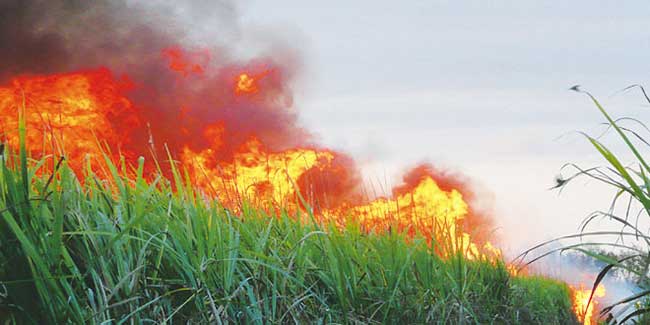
[521,85,650,324]
[0,124,577,323]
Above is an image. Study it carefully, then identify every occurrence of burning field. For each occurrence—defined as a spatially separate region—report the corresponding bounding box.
[0,0,499,261]
[0,1,629,324]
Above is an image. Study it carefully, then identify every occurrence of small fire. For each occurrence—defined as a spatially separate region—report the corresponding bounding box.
[505,263,530,277]
[162,47,207,77]
[571,284,606,325]
[236,73,258,94]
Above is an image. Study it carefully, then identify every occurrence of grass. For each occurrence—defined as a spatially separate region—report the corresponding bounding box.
[518,85,650,323]
[0,125,577,323]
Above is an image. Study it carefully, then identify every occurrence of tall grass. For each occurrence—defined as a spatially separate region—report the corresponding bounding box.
[518,85,650,324]
[0,128,576,323]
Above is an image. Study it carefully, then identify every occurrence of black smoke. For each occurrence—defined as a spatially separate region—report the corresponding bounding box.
[0,0,239,82]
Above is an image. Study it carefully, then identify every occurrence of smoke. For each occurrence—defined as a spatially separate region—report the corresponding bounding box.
[523,245,642,323]
[0,0,357,198]
[0,0,244,78]
[0,1,300,152]
[1,1,156,79]
[0,0,496,242]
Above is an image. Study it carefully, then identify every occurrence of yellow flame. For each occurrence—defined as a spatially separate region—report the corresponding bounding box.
[182,138,334,208]
[236,73,257,94]
[572,284,606,325]
[324,176,500,259]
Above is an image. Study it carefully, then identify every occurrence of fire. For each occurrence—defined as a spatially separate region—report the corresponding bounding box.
[0,1,610,321]
[0,46,499,261]
[571,284,606,325]
[162,47,209,77]
[329,175,498,259]
[0,69,138,172]
[182,137,335,208]
[236,73,258,94]
[506,263,522,276]
[344,176,469,232]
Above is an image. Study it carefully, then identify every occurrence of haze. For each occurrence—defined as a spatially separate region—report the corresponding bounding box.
[183,1,650,252]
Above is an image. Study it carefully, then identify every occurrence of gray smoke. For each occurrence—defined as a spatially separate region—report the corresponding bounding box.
[0,0,238,81]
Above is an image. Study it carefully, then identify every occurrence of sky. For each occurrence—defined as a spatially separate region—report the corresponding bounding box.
[182,1,650,252]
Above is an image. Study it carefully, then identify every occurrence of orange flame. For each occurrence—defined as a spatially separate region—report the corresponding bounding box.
[182,136,335,209]
[162,47,208,77]
[571,284,606,325]
[0,69,139,172]
[0,47,500,261]
[327,175,499,259]
[236,73,258,94]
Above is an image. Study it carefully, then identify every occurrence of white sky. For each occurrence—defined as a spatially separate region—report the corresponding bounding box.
[183,1,650,252]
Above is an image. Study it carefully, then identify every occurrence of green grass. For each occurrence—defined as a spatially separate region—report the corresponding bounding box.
[517,85,650,323]
[0,139,577,323]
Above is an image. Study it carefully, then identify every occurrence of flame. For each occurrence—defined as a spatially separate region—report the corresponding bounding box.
[506,264,521,277]
[162,47,208,77]
[0,69,139,172]
[326,175,498,259]
[182,136,335,208]
[236,73,258,94]
[571,284,606,325]
[0,47,499,261]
